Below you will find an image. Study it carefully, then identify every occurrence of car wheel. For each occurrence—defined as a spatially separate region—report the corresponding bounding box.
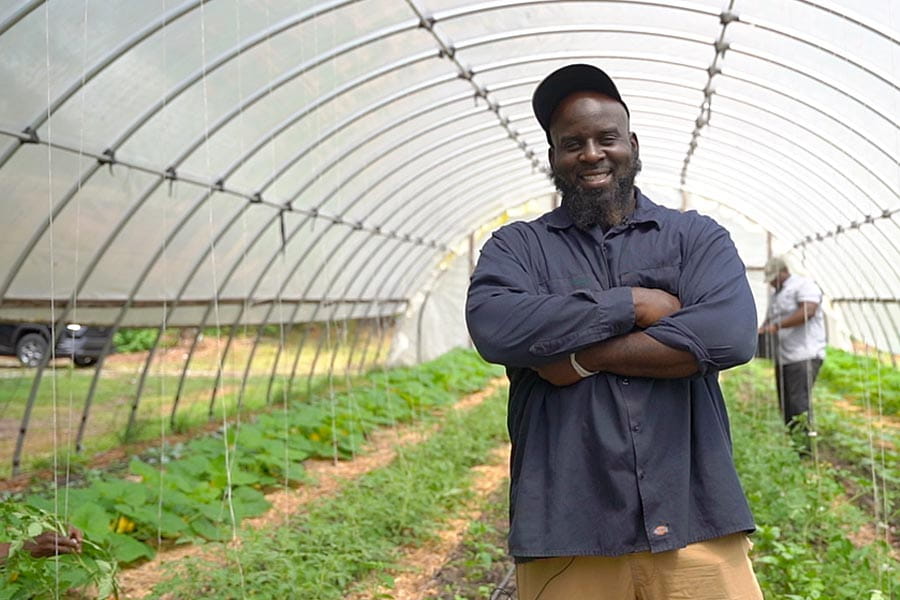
[16,333,48,367]
[73,355,97,367]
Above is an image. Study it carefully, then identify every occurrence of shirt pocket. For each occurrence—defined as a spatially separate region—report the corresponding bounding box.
[537,272,605,294]
[619,264,681,295]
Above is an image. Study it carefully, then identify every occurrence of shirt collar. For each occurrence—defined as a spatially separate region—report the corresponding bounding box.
[545,187,664,231]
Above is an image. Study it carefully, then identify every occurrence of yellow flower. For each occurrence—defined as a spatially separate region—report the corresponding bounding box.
[113,515,136,533]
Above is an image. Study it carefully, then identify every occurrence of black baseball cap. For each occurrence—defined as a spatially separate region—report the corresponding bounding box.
[532,64,630,140]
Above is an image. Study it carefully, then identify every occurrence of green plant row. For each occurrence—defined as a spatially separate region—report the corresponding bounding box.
[723,362,898,599]
[818,348,900,416]
[2,349,502,599]
[149,386,509,599]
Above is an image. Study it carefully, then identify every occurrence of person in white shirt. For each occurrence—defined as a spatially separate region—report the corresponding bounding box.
[758,256,826,451]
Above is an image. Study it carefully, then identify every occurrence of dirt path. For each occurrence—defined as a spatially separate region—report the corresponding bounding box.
[116,379,506,599]
[344,444,511,600]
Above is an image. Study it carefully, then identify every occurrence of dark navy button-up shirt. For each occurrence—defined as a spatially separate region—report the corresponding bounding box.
[465,190,757,559]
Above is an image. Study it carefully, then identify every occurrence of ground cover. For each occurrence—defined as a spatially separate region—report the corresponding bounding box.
[1,325,391,480]
[147,385,509,600]
[1,349,502,599]
[723,361,899,599]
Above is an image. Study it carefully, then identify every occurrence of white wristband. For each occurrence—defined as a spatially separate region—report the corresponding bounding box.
[569,353,597,378]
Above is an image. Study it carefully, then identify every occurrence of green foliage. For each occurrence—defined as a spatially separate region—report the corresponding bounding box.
[723,362,899,599]
[0,501,119,600]
[818,347,900,416]
[149,387,508,599]
[5,348,502,596]
[111,328,161,353]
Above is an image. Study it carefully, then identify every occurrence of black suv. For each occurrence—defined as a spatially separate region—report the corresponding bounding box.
[0,323,115,367]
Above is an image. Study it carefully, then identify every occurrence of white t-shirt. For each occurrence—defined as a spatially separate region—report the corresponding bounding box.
[766,274,826,364]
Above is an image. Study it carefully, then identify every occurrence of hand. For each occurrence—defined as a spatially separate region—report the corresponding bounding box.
[631,288,681,328]
[533,357,584,387]
[758,323,778,334]
[22,526,82,558]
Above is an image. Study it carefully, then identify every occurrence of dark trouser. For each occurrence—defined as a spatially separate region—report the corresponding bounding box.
[774,358,823,430]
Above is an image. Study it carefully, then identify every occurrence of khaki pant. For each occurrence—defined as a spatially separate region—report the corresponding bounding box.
[516,533,763,600]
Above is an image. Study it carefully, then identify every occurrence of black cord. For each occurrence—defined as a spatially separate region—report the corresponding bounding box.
[532,556,576,600]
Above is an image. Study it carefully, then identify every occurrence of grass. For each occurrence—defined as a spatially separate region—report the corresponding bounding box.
[149,386,509,599]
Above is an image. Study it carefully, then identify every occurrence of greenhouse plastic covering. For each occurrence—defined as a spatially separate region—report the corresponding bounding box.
[0,0,898,447]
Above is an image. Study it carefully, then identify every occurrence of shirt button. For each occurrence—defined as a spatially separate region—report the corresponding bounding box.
[638,470,645,480]
[631,423,640,432]
[621,377,630,385]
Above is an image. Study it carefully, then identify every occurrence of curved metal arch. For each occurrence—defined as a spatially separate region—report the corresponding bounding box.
[785,228,900,352]
[672,179,894,355]
[636,116,853,229]
[797,0,900,44]
[799,246,894,355]
[158,24,429,173]
[368,150,541,240]
[690,134,866,234]
[0,28,437,306]
[692,129,900,282]
[340,235,448,377]
[266,161,548,392]
[488,65,897,210]
[303,139,527,237]
[638,99,891,222]
[475,50,898,195]
[227,73,464,190]
[396,166,552,251]
[389,161,552,244]
[676,169,897,343]
[708,92,898,211]
[288,123,526,219]
[79,77,496,388]
[676,165,813,241]
[407,176,554,268]
[295,220,432,384]
[106,90,515,395]
[454,24,713,52]
[733,13,900,92]
[281,228,433,397]
[164,148,533,413]
[436,0,899,108]
[0,0,205,168]
[282,101,527,207]
[94,191,254,441]
[433,0,721,23]
[0,0,43,37]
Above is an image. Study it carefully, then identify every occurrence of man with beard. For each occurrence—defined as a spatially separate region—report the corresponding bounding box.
[466,64,763,599]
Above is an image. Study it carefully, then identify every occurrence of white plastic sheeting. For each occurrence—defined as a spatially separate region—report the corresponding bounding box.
[1,0,898,354]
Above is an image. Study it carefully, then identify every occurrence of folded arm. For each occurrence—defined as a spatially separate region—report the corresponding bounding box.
[535,217,757,385]
[466,227,635,368]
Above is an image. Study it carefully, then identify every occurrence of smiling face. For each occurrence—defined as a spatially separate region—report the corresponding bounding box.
[548,91,640,230]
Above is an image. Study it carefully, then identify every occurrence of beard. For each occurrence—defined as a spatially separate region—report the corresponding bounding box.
[553,155,642,231]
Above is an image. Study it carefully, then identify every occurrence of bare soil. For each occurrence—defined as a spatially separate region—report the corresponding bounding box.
[345,445,512,600]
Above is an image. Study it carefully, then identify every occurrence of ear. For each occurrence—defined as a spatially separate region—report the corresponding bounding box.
[630,132,639,155]
[548,146,555,166]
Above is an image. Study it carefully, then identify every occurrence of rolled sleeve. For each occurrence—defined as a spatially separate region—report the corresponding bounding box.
[466,228,635,368]
[643,216,757,375]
